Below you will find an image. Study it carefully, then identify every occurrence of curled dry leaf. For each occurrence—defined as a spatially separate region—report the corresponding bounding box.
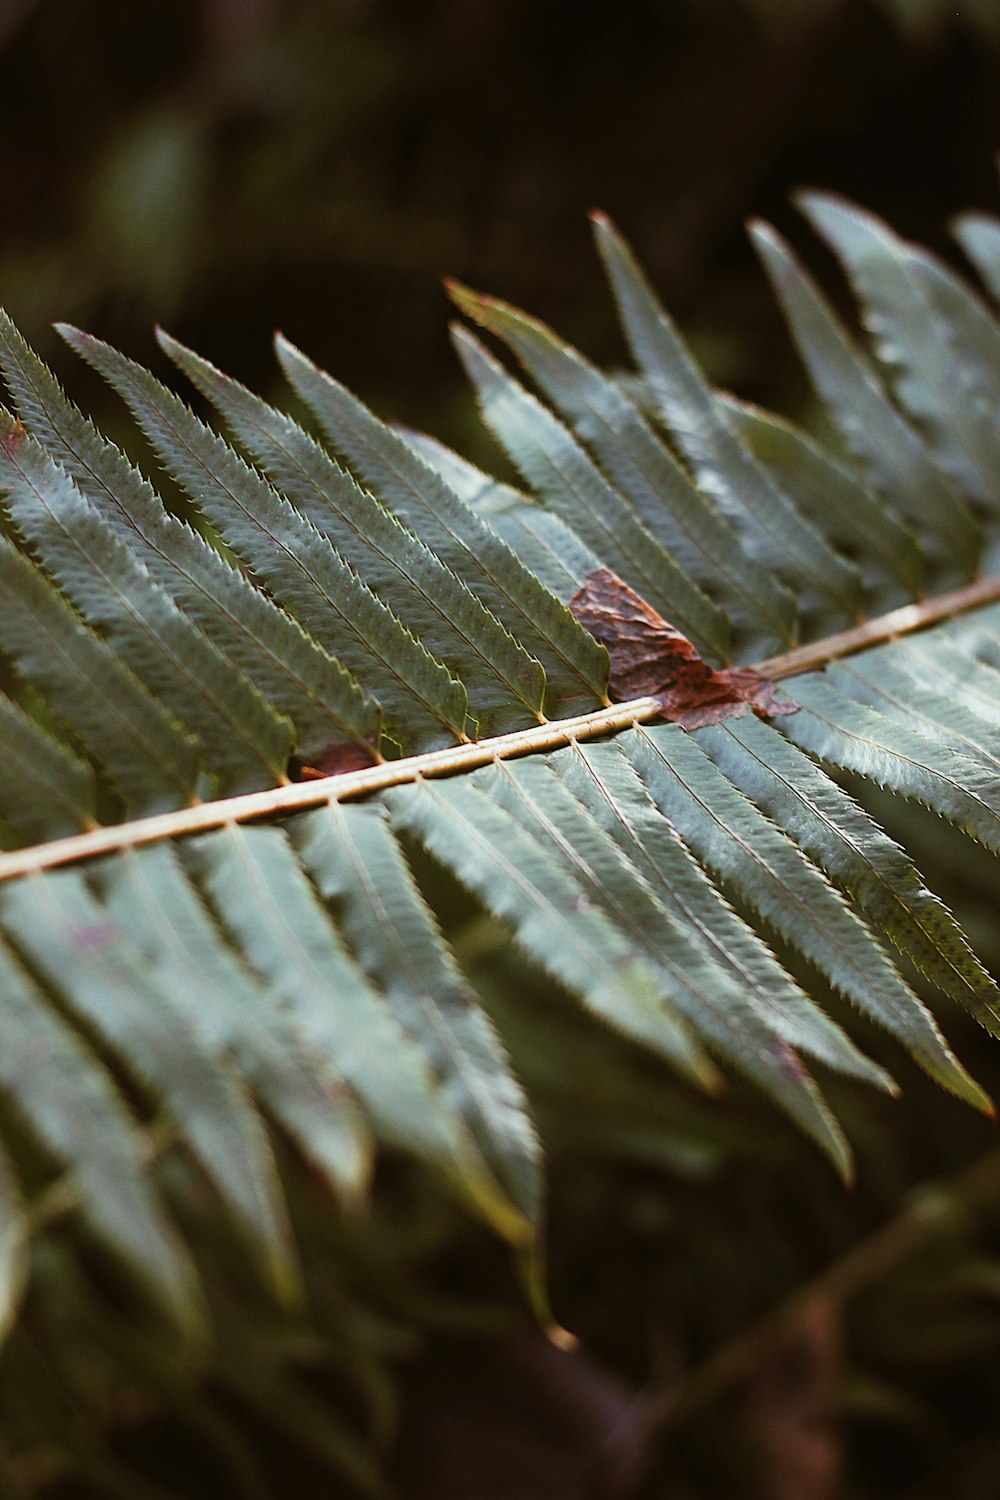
[568,567,797,729]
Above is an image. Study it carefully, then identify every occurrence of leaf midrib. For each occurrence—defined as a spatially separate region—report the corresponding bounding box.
[2,571,999,882]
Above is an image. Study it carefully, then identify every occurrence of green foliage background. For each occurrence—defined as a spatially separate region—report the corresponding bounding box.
[5,3,1000,1498]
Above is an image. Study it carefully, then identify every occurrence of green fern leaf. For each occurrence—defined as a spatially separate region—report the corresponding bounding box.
[187,822,528,1243]
[749,219,981,567]
[0,410,293,793]
[697,713,1000,1027]
[385,774,718,1091]
[783,672,1000,858]
[2,186,1000,1398]
[0,536,200,813]
[953,211,1000,306]
[97,842,372,1210]
[591,212,864,622]
[0,313,382,767]
[64,328,467,755]
[447,280,799,649]
[275,334,609,717]
[0,936,200,1329]
[503,745,854,1174]
[720,395,925,598]
[834,650,1000,774]
[0,692,94,841]
[293,800,542,1224]
[0,870,298,1301]
[555,736,894,1091]
[625,721,987,1110]
[452,323,731,662]
[798,192,1000,511]
[402,426,603,601]
[159,332,555,732]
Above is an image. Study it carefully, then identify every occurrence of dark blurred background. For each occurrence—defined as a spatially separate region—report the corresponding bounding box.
[3,0,1000,461]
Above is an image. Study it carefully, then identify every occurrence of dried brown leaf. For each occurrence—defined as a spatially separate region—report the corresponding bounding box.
[568,567,797,729]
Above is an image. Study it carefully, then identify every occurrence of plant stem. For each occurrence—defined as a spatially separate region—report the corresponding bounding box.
[756,573,1000,680]
[2,572,997,881]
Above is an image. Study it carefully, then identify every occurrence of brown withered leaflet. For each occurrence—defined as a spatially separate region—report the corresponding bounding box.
[568,566,797,729]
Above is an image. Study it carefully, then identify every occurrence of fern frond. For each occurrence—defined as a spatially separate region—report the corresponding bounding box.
[797,193,1000,512]
[446,280,800,646]
[292,800,542,1223]
[954,211,1000,306]
[0,313,380,771]
[697,714,999,1019]
[0,412,293,793]
[402,426,604,602]
[158,332,559,732]
[3,189,1000,1467]
[0,935,201,1329]
[785,672,1000,854]
[1,866,299,1302]
[451,323,730,662]
[592,212,864,624]
[720,395,926,597]
[64,328,467,756]
[749,218,982,567]
[275,332,610,717]
[0,533,201,812]
[0,683,94,841]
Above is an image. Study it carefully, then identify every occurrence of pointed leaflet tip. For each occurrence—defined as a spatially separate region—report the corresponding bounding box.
[746,218,783,255]
[446,280,508,315]
[446,284,559,367]
[450,320,486,357]
[448,324,506,394]
[273,331,317,382]
[155,328,230,389]
[589,213,633,265]
[155,326,182,357]
[794,188,873,227]
[54,322,89,350]
[444,278,495,322]
[791,186,839,214]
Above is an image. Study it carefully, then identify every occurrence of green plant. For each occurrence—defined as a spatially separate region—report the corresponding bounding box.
[3,188,1000,1495]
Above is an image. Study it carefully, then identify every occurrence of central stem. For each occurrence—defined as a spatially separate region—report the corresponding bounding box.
[1,572,996,882]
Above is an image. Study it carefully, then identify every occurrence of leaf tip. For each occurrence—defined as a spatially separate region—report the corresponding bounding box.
[445,278,487,318]
[746,218,781,252]
[448,319,478,350]
[449,321,497,380]
[273,330,312,375]
[154,325,181,358]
